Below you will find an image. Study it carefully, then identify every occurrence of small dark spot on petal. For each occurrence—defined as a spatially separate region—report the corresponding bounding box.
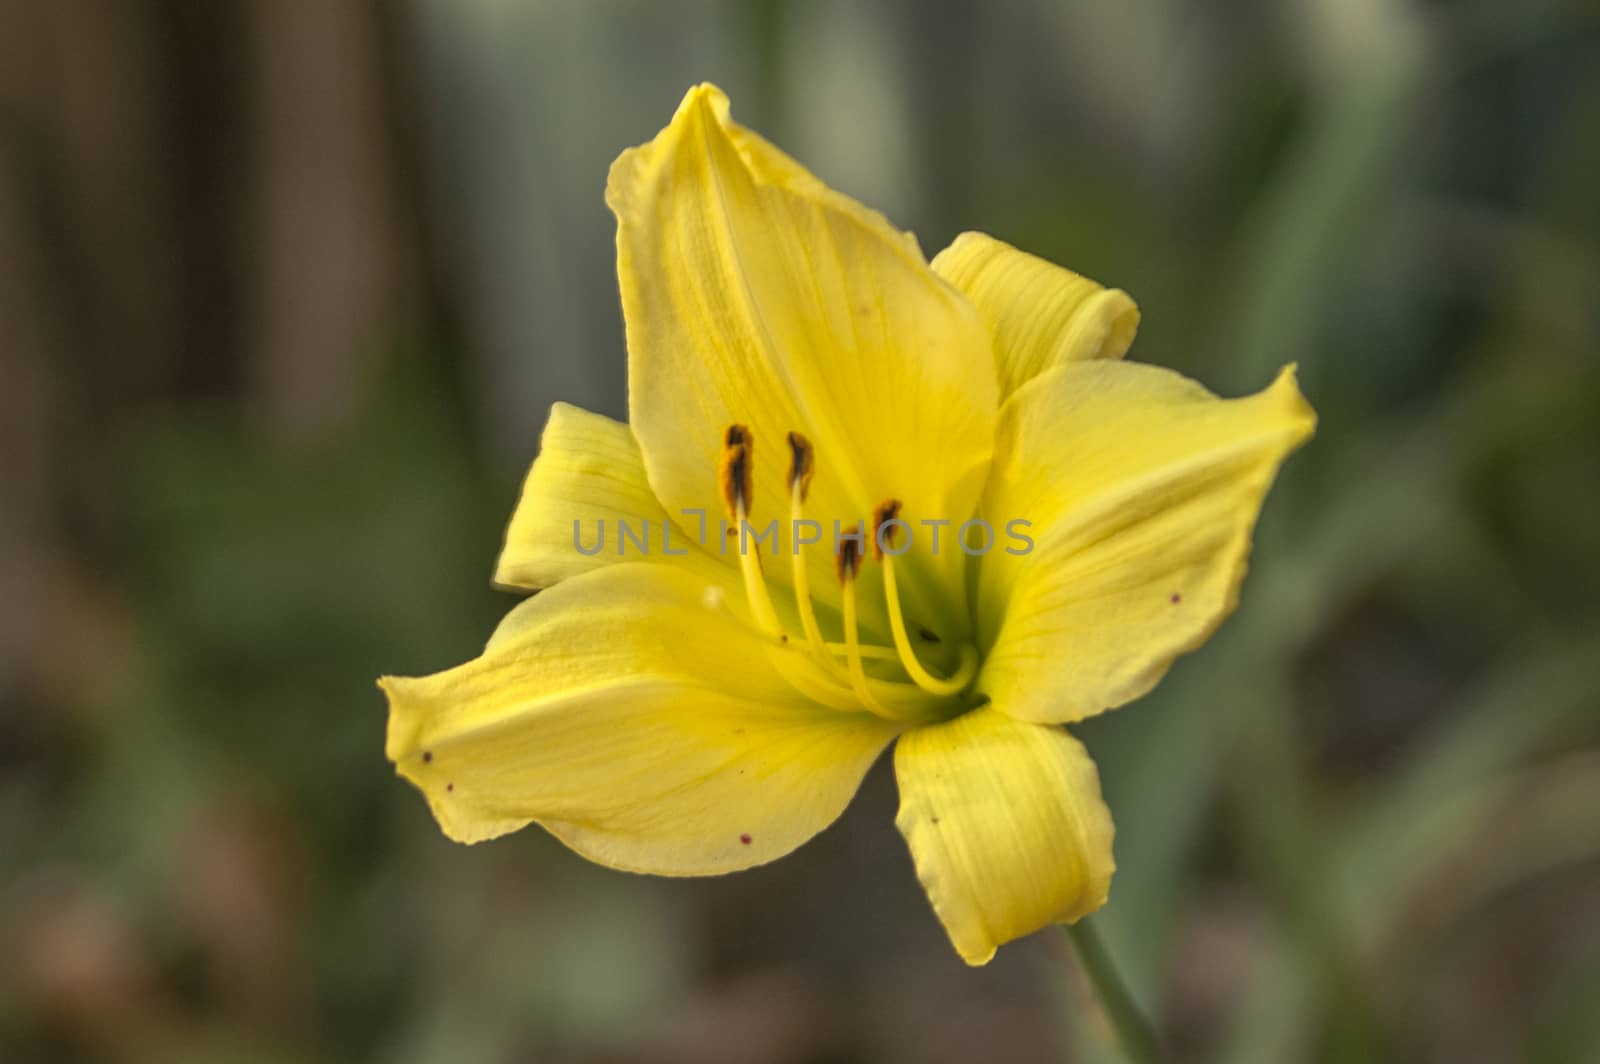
[779,634,788,644]
[446,782,454,793]
[917,625,941,644]
[421,751,433,763]
[740,834,752,845]
[931,816,940,825]
[1170,592,1182,604]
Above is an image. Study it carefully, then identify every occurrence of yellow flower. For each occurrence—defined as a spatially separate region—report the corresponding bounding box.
[380,84,1314,965]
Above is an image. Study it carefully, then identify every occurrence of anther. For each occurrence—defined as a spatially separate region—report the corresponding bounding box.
[719,424,783,640]
[836,524,863,585]
[872,498,902,562]
[719,423,753,520]
[786,431,814,501]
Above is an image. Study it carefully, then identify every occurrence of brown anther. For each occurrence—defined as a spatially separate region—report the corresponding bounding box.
[718,424,753,519]
[786,431,815,501]
[871,498,903,561]
[836,522,864,584]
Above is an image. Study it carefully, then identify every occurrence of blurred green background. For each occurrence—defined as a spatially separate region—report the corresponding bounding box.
[3,2,1598,1062]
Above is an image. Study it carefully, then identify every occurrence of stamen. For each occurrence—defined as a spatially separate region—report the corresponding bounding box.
[784,431,838,672]
[768,649,865,711]
[770,634,935,721]
[875,498,979,697]
[719,425,784,639]
[713,430,957,721]
[835,525,887,714]
[702,567,918,721]
[704,585,898,715]
[718,424,753,519]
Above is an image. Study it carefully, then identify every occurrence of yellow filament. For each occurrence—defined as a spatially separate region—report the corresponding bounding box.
[769,645,935,721]
[840,577,887,715]
[881,554,979,696]
[734,505,785,640]
[789,484,844,673]
[722,542,942,722]
[767,648,866,711]
[825,641,899,661]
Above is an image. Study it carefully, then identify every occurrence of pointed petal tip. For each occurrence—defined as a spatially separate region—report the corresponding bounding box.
[375,673,409,707]
[1269,362,1318,439]
[605,84,733,219]
[375,672,410,699]
[378,673,426,765]
[676,81,730,120]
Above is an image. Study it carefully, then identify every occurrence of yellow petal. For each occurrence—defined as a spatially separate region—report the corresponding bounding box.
[607,84,997,634]
[382,563,902,872]
[931,232,1140,402]
[895,707,1114,965]
[977,361,1315,724]
[494,402,726,591]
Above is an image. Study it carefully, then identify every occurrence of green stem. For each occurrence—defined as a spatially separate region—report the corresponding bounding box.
[1063,920,1164,1064]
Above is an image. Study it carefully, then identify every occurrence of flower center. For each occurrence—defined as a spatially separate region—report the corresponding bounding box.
[715,424,978,723]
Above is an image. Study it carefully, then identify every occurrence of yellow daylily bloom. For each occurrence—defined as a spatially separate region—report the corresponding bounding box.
[381,84,1315,966]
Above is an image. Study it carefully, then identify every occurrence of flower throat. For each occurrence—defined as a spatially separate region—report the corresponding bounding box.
[716,424,977,723]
